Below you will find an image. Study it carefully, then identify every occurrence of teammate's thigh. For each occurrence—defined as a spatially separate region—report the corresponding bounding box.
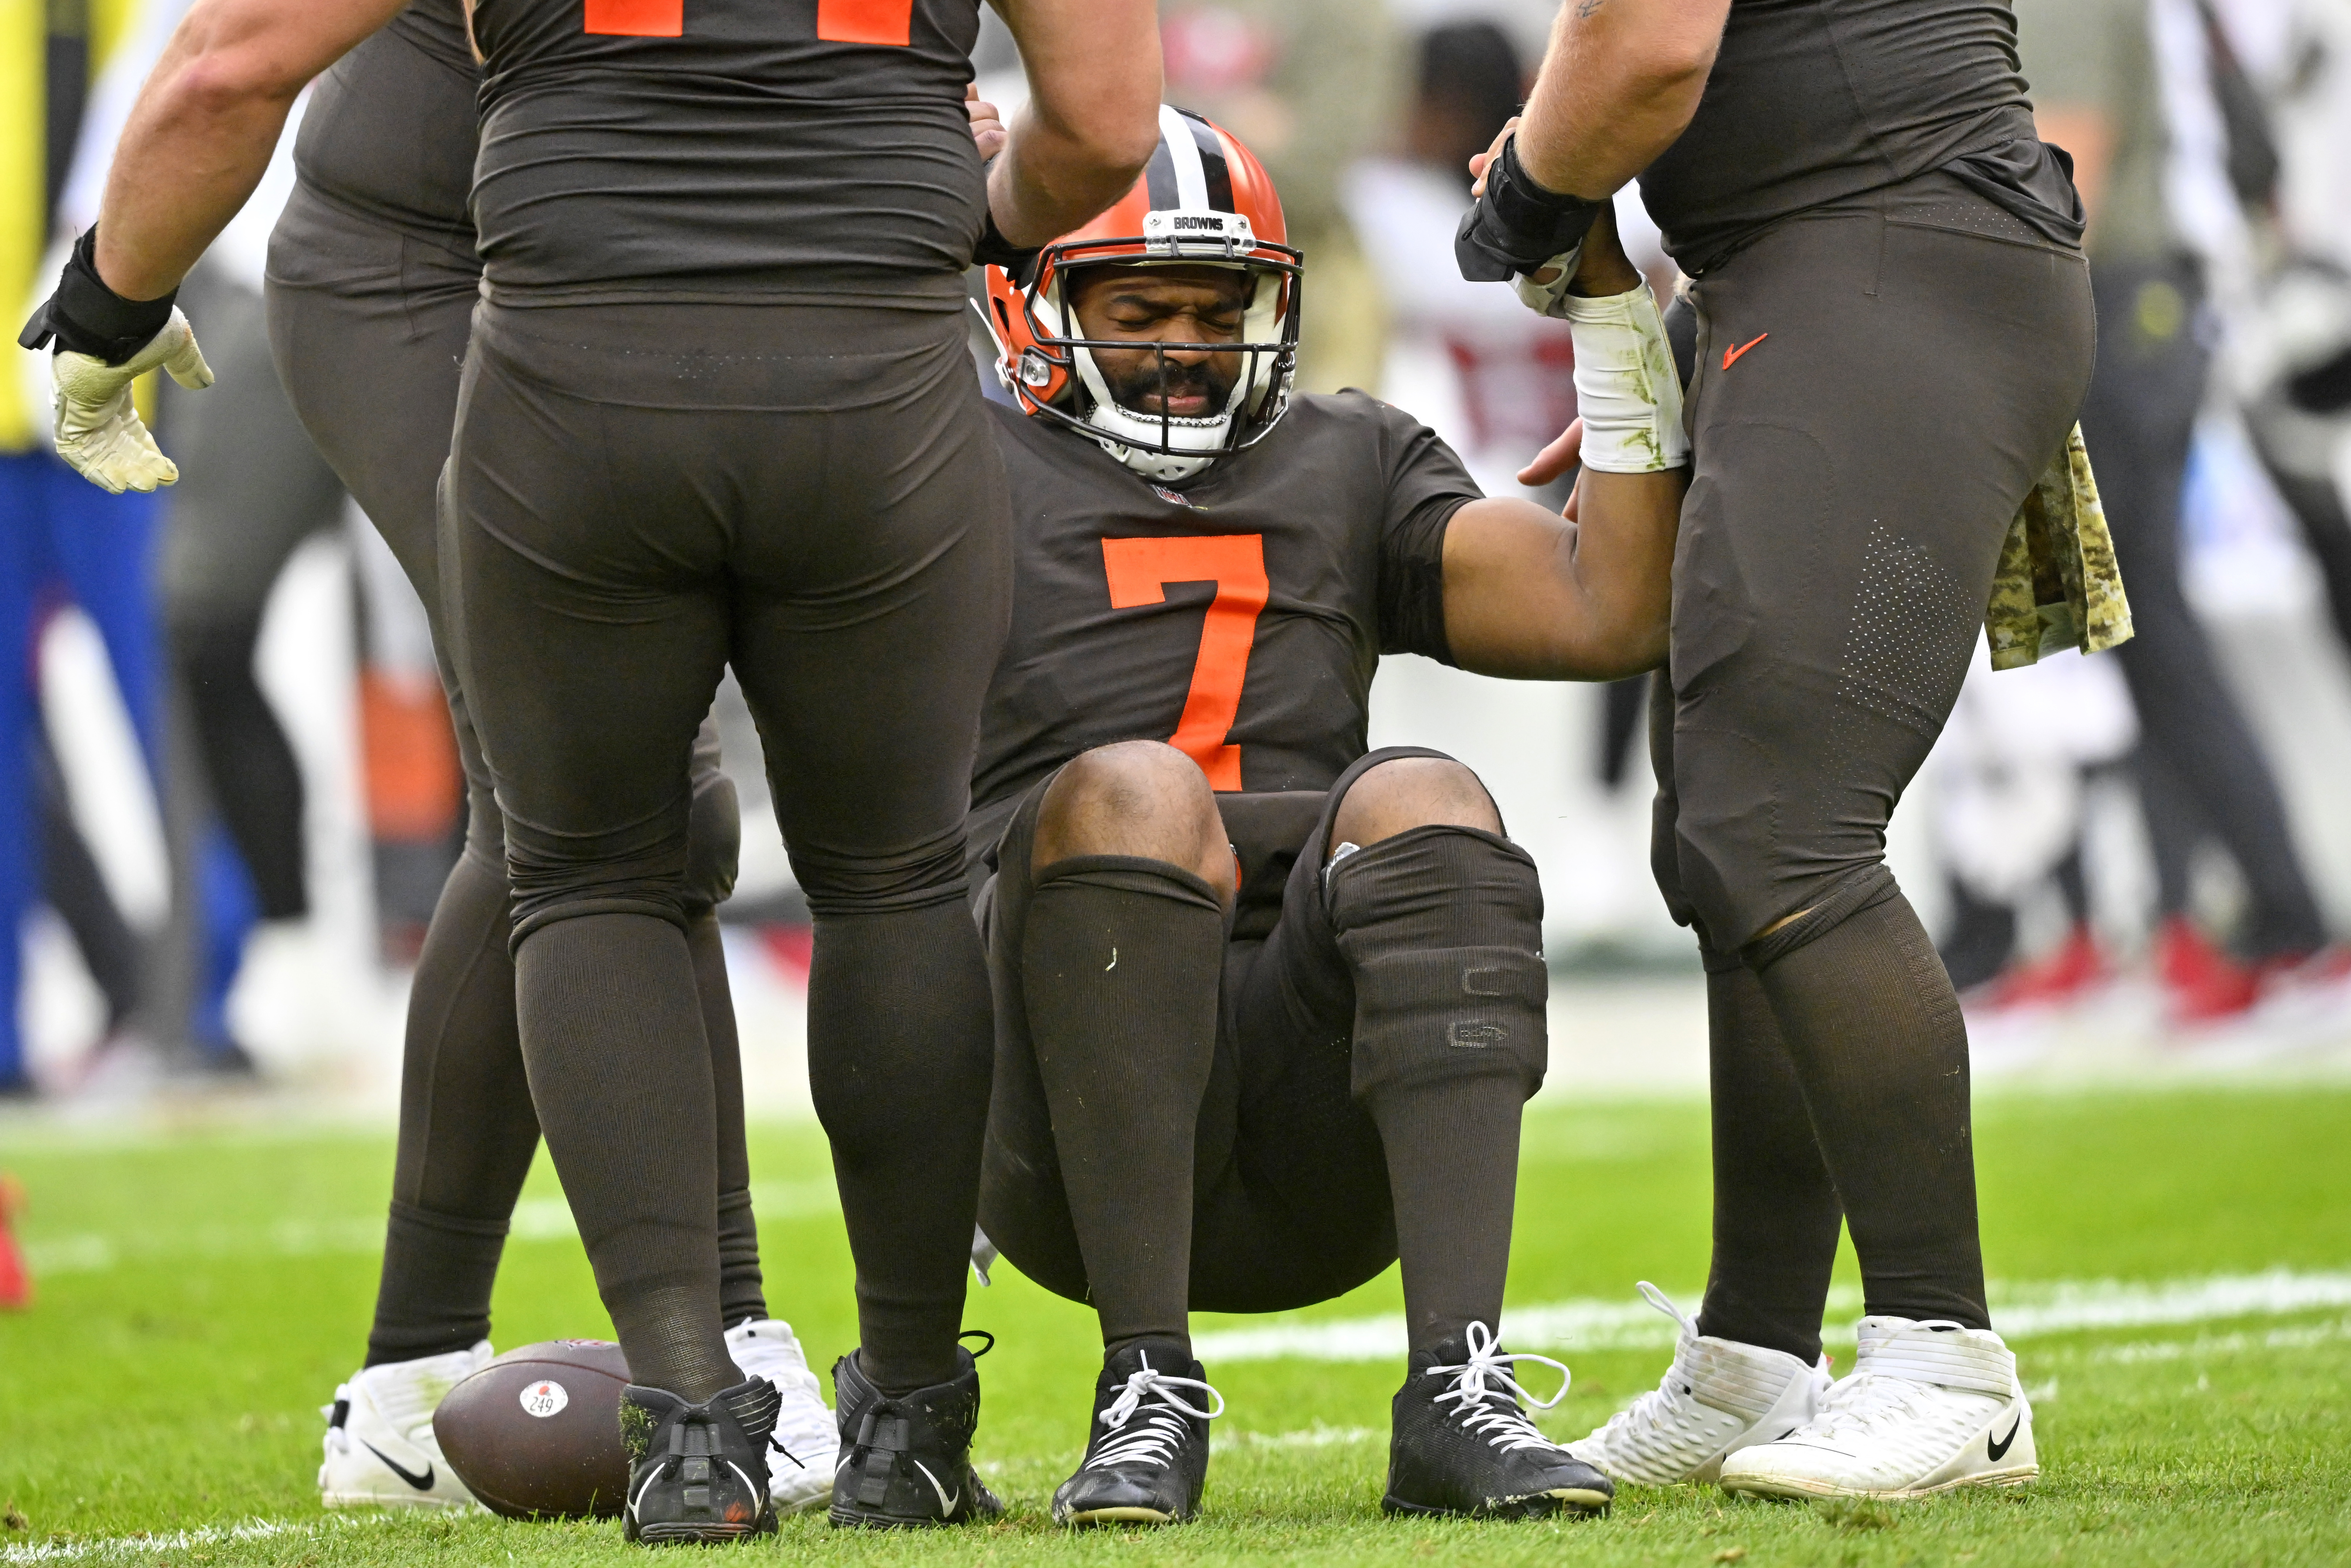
[723,308,1011,905]
[445,308,731,931]
[266,192,476,612]
[1663,200,2094,952]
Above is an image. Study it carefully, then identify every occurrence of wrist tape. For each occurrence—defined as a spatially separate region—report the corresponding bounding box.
[1563,283,1689,474]
[17,227,178,365]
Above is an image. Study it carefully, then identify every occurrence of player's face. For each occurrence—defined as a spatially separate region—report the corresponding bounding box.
[1067,264,1250,419]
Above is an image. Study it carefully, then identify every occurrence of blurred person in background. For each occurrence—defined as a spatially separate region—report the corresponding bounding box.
[1160,0,1401,395]
[2231,0,2351,670]
[2018,0,2343,1023]
[0,0,177,1098]
[1345,22,1574,500]
[51,0,349,1079]
[1932,642,2138,1011]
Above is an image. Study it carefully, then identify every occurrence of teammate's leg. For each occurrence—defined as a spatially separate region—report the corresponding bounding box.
[718,306,1010,1528]
[1656,192,2088,1498]
[269,221,801,1511]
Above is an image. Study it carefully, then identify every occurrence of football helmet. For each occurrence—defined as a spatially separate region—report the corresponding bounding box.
[983,104,1301,482]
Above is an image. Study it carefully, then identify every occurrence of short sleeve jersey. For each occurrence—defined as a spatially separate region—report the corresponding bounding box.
[466,0,987,307]
[1638,0,2044,274]
[970,392,1478,848]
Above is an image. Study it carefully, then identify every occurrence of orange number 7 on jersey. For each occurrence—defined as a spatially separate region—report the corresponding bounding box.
[1102,534,1270,792]
[586,0,912,43]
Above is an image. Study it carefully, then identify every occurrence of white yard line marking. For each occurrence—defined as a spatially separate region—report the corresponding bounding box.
[1,1513,394,1565]
[1192,1269,2351,1363]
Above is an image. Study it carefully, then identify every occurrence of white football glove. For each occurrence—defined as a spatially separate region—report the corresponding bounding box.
[49,309,214,493]
[1510,244,1588,320]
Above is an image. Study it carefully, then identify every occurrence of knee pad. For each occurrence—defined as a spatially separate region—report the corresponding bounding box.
[1327,825,1548,1102]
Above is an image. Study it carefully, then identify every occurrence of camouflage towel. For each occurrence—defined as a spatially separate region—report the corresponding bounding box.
[1985,423,2134,670]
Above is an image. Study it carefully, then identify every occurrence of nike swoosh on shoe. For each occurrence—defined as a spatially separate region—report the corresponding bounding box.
[361,1442,435,1491]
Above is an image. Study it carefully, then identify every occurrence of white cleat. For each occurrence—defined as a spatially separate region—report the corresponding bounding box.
[319,1342,491,1508]
[725,1317,836,1514]
[1568,1284,1831,1486]
[1717,1317,2038,1500]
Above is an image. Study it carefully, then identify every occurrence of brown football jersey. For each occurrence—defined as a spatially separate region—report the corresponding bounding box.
[969,391,1479,853]
[466,0,986,305]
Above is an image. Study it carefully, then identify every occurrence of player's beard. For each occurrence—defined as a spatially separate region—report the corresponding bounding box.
[1096,352,1239,423]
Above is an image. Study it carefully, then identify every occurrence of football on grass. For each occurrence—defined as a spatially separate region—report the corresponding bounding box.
[434,1339,633,1518]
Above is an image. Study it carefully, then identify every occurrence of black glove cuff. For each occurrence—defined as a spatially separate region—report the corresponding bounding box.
[1453,138,1606,283]
[973,210,1041,278]
[16,228,178,365]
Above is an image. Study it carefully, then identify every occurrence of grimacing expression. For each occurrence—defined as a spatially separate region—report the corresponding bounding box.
[1065,264,1251,419]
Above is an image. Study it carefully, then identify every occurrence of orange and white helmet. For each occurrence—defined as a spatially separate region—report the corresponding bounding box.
[982,105,1301,482]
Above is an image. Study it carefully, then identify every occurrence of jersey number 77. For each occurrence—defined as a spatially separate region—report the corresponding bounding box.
[1102,535,1270,792]
[586,0,913,43]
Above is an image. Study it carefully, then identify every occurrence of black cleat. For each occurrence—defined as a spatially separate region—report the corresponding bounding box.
[828,1338,1003,1529]
[618,1378,781,1545]
[1383,1323,1614,1520]
[1051,1339,1222,1527]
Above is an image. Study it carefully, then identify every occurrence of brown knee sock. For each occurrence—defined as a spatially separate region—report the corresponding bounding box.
[1754,891,1988,1329]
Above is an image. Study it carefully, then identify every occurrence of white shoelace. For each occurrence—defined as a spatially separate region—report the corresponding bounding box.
[1583,1284,1703,1449]
[1427,1322,1571,1455]
[1087,1360,1226,1472]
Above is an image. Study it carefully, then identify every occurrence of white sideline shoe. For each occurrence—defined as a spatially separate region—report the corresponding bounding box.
[724,1318,835,1514]
[1717,1317,2038,1500]
[1567,1284,1830,1485]
[319,1342,491,1508]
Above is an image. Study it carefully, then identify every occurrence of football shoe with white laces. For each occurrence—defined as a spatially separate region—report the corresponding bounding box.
[1717,1317,2037,1500]
[1383,1322,1614,1519]
[319,1342,492,1508]
[723,1318,835,1514]
[1568,1283,1831,1485]
[1052,1339,1223,1526]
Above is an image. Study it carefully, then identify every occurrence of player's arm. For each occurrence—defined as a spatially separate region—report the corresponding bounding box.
[1439,213,1687,682]
[1480,0,1729,202]
[16,0,403,493]
[988,0,1163,247]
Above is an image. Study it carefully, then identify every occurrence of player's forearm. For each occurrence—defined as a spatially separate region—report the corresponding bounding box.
[991,0,1162,247]
[94,0,401,300]
[1514,0,1727,198]
[990,109,1158,249]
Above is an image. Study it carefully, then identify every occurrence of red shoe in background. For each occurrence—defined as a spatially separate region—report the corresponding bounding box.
[2155,916,2260,1024]
[1981,923,2110,1011]
[0,1173,30,1310]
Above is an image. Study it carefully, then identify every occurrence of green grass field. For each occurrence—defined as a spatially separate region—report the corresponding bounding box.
[4,1084,2349,1565]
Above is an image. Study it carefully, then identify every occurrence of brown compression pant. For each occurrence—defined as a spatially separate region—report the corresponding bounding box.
[265,186,759,1362]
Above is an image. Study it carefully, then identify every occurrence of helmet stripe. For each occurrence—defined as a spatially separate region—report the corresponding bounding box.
[1183,115,1235,215]
[1143,134,1182,212]
[1158,103,1212,211]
